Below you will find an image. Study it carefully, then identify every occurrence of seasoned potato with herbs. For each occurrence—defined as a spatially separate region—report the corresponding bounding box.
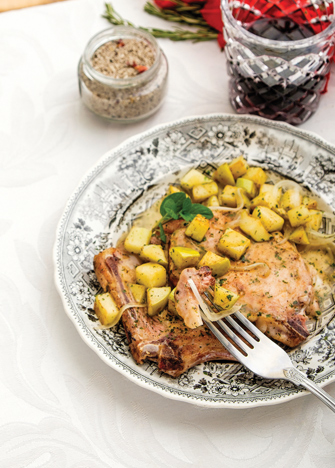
[252,206,284,232]
[229,156,249,179]
[140,244,168,267]
[287,205,310,227]
[169,247,200,269]
[135,263,167,288]
[289,226,310,245]
[214,163,235,186]
[168,288,178,315]
[219,185,250,208]
[94,292,122,327]
[124,227,152,254]
[251,184,281,210]
[218,228,251,260]
[236,177,257,199]
[204,195,220,207]
[128,283,146,303]
[305,210,323,231]
[198,251,230,277]
[167,185,181,195]
[185,214,210,242]
[280,189,302,211]
[147,287,171,316]
[244,167,267,186]
[214,283,240,311]
[180,169,211,190]
[239,210,272,242]
[192,181,218,203]
[302,196,317,209]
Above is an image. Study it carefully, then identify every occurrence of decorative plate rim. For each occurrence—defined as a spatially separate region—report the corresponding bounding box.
[53,113,335,409]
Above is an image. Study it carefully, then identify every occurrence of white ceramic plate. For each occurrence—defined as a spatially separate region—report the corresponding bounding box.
[54,114,335,408]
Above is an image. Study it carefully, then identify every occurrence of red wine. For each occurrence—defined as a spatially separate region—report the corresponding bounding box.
[228,17,331,125]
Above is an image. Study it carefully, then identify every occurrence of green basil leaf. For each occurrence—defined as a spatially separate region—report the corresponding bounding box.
[159,222,166,243]
[160,192,187,217]
[180,212,195,222]
[188,204,214,219]
[165,207,179,220]
[182,197,192,212]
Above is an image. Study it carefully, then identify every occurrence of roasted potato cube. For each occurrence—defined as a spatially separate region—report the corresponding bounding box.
[236,177,257,199]
[280,189,302,211]
[239,210,272,242]
[198,251,230,277]
[124,227,152,254]
[167,185,181,195]
[140,244,168,267]
[251,184,281,210]
[289,226,310,245]
[94,293,122,327]
[214,283,240,311]
[252,206,284,232]
[169,247,201,269]
[204,195,220,207]
[229,156,249,179]
[305,210,323,231]
[219,185,250,208]
[303,196,318,209]
[135,262,167,288]
[244,167,267,186]
[287,205,310,227]
[192,181,218,203]
[147,287,171,316]
[185,214,210,242]
[214,163,235,186]
[218,228,251,260]
[127,283,146,303]
[180,169,211,190]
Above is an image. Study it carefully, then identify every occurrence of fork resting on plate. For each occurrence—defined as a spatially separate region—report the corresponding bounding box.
[188,279,335,413]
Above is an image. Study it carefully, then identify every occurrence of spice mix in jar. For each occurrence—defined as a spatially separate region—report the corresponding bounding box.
[78,27,168,122]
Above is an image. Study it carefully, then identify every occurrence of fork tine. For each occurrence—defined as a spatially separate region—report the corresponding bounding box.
[202,317,246,362]
[225,314,259,345]
[216,319,250,354]
[234,311,268,339]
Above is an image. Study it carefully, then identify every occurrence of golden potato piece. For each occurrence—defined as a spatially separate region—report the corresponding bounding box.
[127,283,147,303]
[251,184,281,210]
[198,251,230,277]
[305,210,323,231]
[192,181,218,203]
[280,189,302,211]
[244,167,267,186]
[204,195,220,207]
[124,227,152,254]
[214,284,240,311]
[140,244,168,267]
[135,262,167,288]
[185,214,210,242]
[239,210,272,242]
[214,163,235,186]
[94,293,122,327]
[180,169,211,190]
[287,205,310,227]
[218,228,251,260]
[169,247,201,269]
[289,226,310,245]
[252,206,284,232]
[229,156,249,179]
[236,177,257,199]
[219,185,250,208]
[302,196,317,209]
[147,287,171,317]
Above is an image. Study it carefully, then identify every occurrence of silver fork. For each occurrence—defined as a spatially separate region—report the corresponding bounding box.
[188,279,335,412]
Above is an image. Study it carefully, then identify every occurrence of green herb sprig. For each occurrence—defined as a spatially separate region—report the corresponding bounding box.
[158,192,213,242]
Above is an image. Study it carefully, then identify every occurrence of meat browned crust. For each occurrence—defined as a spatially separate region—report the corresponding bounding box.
[94,248,234,377]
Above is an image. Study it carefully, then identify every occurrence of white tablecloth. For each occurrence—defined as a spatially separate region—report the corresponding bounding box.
[1,0,335,466]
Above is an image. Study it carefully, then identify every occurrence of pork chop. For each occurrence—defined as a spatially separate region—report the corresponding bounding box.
[94,247,234,377]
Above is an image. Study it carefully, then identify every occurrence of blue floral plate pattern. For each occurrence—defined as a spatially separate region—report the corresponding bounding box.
[54,114,335,408]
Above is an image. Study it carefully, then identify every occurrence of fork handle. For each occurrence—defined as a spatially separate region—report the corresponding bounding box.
[283,367,335,413]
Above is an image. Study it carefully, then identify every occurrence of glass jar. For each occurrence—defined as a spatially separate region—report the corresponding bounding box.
[78,27,168,123]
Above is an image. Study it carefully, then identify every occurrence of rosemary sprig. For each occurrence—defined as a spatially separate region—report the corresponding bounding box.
[103,3,218,42]
[144,2,209,27]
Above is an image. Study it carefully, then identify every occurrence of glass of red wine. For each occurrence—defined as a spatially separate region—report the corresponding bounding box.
[221,0,335,124]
